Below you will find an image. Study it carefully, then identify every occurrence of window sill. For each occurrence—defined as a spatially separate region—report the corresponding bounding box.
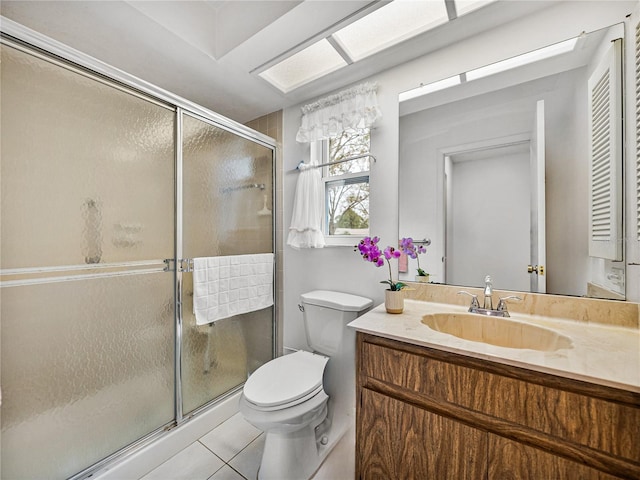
[324,235,365,247]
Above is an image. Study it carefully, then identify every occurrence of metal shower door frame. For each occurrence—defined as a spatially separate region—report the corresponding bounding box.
[0,16,278,479]
[174,108,277,423]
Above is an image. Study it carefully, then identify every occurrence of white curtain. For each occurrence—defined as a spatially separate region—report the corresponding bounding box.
[287,159,325,249]
[288,82,381,249]
[296,82,382,143]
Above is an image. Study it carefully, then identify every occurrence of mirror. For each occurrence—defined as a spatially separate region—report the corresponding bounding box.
[398,23,625,300]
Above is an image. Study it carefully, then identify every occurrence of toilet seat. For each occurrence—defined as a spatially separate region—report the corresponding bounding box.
[243,351,328,410]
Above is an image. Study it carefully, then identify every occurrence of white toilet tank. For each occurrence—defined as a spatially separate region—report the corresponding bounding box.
[300,290,373,356]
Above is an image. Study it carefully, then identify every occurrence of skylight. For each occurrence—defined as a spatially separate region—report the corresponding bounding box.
[331,0,449,62]
[454,0,498,17]
[466,37,579,81]
[258,39,348,94]
[398,75,461,102]
[400,35,579,103]
[257,0,497,93]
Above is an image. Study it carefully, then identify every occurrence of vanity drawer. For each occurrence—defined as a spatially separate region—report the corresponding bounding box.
[359,334,640,464]
[360,337,485,406]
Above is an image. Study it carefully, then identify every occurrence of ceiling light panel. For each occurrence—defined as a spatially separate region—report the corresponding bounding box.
[454,0,497,17]
[466,37,578,81]
[399,74,461,102]
[332,0,450,62]
[259,39,348,93]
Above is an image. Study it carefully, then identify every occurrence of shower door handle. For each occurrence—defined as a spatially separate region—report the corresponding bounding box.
[164,258,194,272]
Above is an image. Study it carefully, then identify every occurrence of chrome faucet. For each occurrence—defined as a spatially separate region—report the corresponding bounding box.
[483,275,493,310]
[458,275,522,317]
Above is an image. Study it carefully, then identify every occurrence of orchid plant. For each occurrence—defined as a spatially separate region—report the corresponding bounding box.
[356,236,407,291]
[399,237,429,277]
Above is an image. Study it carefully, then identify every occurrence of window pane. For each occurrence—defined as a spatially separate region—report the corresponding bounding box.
[328,128,371,175]
[326,178,369,235]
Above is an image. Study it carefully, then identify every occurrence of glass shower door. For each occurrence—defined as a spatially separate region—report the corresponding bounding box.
[0,43,176,478]
[180,113,275,415]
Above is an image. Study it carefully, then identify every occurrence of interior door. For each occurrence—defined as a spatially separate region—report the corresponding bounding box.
[530,100,547,293]
[446,143,531,291]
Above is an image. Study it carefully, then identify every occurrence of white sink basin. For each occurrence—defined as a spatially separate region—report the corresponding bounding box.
[421,312,573,351]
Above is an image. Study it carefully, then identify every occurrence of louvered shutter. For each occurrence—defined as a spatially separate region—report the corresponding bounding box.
[588,39,623,260]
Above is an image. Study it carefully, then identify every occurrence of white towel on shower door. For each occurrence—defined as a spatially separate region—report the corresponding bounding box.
[192,253,274,325]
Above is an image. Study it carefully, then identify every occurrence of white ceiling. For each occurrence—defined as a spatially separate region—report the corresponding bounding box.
[0,1,550,124]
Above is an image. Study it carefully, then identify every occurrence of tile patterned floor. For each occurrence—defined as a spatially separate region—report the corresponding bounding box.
[138,413,355,480]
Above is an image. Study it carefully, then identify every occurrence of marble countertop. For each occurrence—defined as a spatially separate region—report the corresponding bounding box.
[348,299,640,393]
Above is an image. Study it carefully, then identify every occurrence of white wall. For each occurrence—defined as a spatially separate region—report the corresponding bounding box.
[282,1,637,350]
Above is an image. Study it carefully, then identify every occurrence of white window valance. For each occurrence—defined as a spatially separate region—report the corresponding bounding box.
[296,82,382,143]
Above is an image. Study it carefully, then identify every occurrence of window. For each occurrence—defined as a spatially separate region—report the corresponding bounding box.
[320,128,370,244]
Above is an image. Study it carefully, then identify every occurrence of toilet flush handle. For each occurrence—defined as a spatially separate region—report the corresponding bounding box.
[298,304,305,312]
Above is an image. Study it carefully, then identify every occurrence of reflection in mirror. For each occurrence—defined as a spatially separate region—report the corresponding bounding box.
[398,23,625,300]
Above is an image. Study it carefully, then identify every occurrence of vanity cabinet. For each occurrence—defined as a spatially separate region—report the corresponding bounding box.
[355,333,640,479]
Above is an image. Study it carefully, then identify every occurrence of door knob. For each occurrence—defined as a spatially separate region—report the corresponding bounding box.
[527,265,545,275]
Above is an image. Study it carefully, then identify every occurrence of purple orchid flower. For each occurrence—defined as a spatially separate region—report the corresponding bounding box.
[399,237,429,277]
[355,236,406,291]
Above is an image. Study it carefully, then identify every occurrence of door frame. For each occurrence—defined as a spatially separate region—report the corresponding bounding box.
[437,133,533,287]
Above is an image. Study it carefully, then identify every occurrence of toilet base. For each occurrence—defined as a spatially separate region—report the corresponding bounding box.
[257,405,327,480]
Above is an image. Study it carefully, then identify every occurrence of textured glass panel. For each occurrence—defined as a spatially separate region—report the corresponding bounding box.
[0,43,176,479]
[182,114,274,257]
[181,275,274,414]
[1,273,175,479]
[181,114,274,414]
[0,45,175,269]
[259,39,347,93]
[333,0,448,61]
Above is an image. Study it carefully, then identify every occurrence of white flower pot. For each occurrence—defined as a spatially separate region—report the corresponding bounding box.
[385,289,404,314]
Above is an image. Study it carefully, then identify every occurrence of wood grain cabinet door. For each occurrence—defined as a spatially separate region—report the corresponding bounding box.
[488,435,621,480]
[358,389,488,479]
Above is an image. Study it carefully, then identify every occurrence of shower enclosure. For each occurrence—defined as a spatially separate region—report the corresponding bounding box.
[0,28,276,479]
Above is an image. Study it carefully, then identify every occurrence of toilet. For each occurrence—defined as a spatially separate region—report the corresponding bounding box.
[239,290,372,480]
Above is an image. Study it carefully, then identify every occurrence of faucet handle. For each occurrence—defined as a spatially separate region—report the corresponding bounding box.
[457,291,480,311]
[496,295,522,317]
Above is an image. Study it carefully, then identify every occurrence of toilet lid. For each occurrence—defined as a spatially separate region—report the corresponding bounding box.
[301,290,373,312]
[243,351,328,408]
